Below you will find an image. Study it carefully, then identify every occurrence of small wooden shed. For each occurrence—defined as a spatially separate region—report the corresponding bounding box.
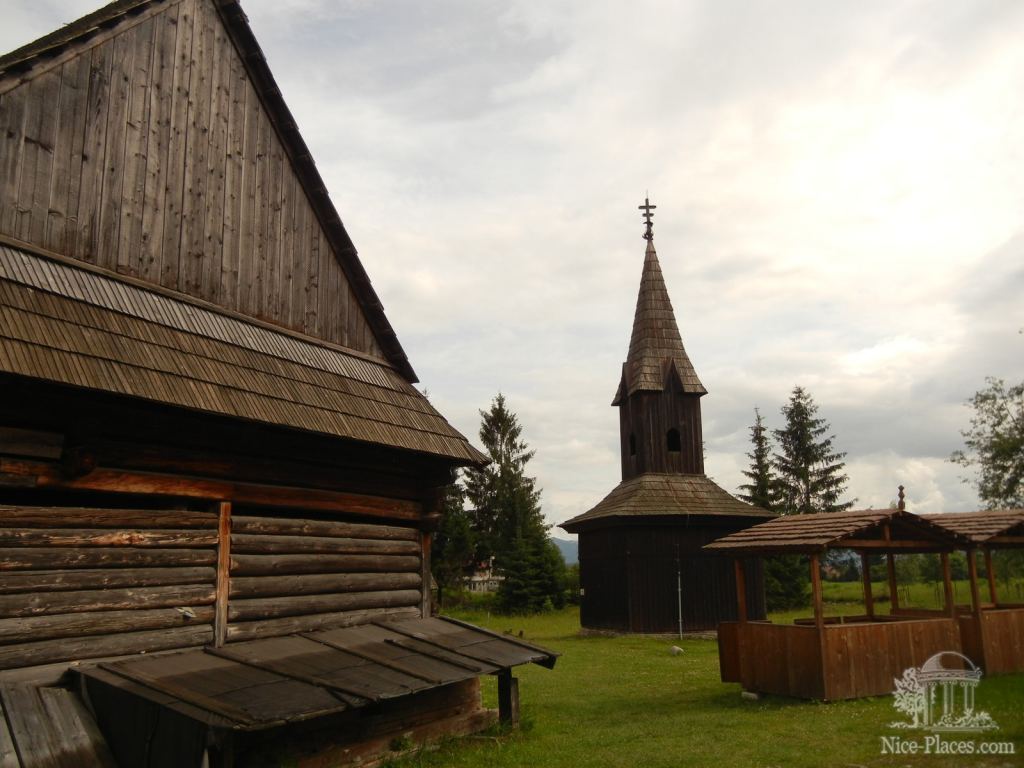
[0,1,556,765]
[922,509,1024,675]
[560,204,771,633]
[705,508,971,700]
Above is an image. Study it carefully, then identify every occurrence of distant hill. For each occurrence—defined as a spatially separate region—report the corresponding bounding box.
[551,536,578,564]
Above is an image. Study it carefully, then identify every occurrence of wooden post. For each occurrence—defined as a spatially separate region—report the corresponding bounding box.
[984,549,998,605]
[966,549,982,616]
[734,559,748,623]
[810,554,824,630]
[860,552,875,619]
[420,531,432,618]
[884,524,899,612]
[214,501,232,647]
[940,552,956,617]
[497,669,519,727]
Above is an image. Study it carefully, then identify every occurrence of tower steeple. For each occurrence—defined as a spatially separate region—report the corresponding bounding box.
[613,199,706,479]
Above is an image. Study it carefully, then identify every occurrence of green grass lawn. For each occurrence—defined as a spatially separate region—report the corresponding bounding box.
[384,607,1023,768]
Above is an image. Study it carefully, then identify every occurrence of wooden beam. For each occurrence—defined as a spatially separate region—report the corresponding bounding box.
[0,458,423,521]
[860,552,874,619]
[734,559,747,623]
[497,669,520,727]
[966,548,981,616]
[420,531,432,618]
[984,548,998,605]
[214,501,231,647]
[940,552,955,617]
[810,554,824,630]
[841,539,950,550]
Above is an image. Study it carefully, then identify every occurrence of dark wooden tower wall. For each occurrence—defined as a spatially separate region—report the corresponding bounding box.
[579,523,766,633]
[619,387,704,479]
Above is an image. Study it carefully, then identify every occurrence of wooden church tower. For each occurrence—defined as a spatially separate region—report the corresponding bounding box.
[561,200,771,633]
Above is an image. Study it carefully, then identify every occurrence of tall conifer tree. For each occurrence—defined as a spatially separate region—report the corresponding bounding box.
[773,386,853,514]
[738,408,778,508]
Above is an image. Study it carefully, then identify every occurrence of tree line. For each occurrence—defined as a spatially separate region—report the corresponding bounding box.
[433,394,568,614]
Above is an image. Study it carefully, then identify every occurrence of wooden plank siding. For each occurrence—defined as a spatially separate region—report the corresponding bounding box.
[0,505,217,673]
[225,510,424,643]
[0,0,383,359]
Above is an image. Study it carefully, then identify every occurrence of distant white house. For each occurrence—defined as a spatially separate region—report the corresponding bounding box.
[465,558,504,593]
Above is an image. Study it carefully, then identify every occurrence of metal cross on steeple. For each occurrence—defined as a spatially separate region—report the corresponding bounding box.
[639,196,656,240]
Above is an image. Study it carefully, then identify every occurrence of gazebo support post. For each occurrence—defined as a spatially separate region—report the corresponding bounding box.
[734,558,748,623]
[941,552,956,617]
[886,553,899,612]
[860,552,875,619]
[984,548,998,606]
[966,548,982,616]
[810,553,824,629]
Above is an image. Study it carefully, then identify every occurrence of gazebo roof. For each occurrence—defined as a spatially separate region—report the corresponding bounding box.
[703,508,970,555]
[921,509,1024,548]
[559,472,771,533]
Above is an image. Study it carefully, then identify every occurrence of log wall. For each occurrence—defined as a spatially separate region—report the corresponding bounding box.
[0,504,217,672]
[225,512,423,642]
[0,0,382,357]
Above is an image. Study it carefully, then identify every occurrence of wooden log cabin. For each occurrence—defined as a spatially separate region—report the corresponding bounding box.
[705,507,974,700]
[922,509,1024,675]
[560,200,772,633]
[0,1,556,765]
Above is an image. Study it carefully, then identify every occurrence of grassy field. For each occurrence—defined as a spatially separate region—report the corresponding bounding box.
[383,607,1023,768]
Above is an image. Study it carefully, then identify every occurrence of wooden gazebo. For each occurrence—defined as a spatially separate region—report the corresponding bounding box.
[704,508,971,700]
[923,509,1024,674]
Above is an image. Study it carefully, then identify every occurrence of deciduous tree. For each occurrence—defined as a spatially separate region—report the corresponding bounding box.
[951,376,1024,508]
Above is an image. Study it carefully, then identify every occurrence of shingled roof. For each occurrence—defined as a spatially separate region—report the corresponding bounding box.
[703,508,969,555]
[560,473,770,533]
[922,510,1024,546]
[0,0,417,383]
[0,243,485,464]
[612,238,705,405]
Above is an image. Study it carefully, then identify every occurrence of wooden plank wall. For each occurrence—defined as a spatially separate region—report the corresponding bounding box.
[0,505,216,672]
[0,0,382,357]
[226,512,423,642]
[980,608,1024,674]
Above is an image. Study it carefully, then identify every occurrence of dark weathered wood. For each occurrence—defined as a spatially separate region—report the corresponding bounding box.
[0,606,214,645]
[229,533,419,556]
[0,527,217,548]
[978,607,1024,674]
[886,552,899,609]
[496,669,519,727]
[230,553,420,576]
[225,607,420,642]
[228,589,421,622]
[230,572,421,599]
[0,624,213,670]
[1,459,424,520]
[0,547,216,570]
[0,584,215,618]
[0,567,216,594]
[231,515,418,541]
[733,558,747,623]
[215,501,231,647]
[0,427,62,459]
[860,552,874,619]
[941,552,955,617]
[420,531,431,617]
[0,505,216,529]
[1,684,63,768]
[810,554,823,630]
[37,686,118,768]
[966,548,982,614]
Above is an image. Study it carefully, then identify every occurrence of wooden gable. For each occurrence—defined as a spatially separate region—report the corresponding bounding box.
[0,0,400,367]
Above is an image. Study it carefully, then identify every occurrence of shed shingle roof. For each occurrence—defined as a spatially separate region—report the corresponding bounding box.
[612,238,705,405]
[560,472,770,532]
[922,510,1024,545]
[703,508,969,555]
[0,244,485,464]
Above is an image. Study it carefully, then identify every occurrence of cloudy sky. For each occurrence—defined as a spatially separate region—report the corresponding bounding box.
[4,1,1023,530]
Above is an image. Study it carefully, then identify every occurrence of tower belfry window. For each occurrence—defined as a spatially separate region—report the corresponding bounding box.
[667,428,681,453]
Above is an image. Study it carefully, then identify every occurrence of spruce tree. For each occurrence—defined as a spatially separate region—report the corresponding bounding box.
[738,408,778,508]
[464,394,564,613]
[431,482,475,608]
[773,386,853,514]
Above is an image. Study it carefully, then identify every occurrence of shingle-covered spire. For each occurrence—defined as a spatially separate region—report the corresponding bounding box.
[612,236,706,404]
